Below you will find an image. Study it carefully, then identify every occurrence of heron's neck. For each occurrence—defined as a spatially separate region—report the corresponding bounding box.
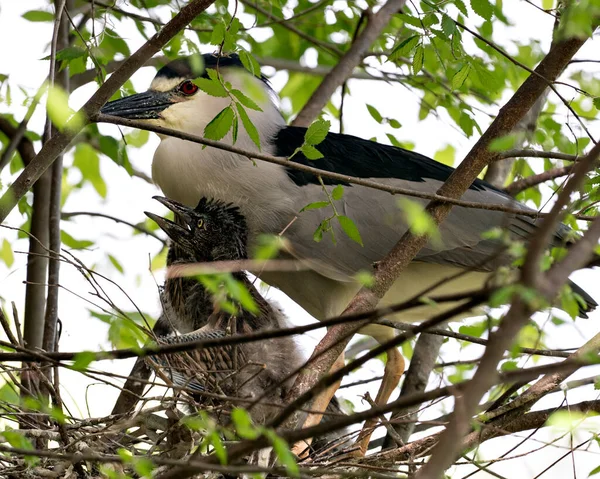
[152,108,297,237]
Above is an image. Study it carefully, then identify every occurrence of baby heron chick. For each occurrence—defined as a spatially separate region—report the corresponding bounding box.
[144,196,304,424]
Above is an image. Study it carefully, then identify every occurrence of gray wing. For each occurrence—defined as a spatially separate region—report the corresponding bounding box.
[284,178,572,280]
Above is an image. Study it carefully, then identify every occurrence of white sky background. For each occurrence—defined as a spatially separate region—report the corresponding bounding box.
[1,1,600,477]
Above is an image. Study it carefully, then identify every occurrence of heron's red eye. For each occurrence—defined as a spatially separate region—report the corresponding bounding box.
[179,81,199,96]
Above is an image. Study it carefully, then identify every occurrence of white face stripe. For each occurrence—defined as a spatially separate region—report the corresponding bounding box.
[150,77,187,92]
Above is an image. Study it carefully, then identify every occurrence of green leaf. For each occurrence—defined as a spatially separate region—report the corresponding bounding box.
[451,64,471,90]
[124,128,149,147]
[204,106,234,141]
[236,103,261,150]
[390,35,420,60]
[441,15,456,36]
[0,381,19,406]
[301,144,323,160]
[454,0,469,15]
[61,231,94,250]
[313,221,326,242]
[231,408,260,439]
[412,45,424,75]
[224,275,258,313]
[1,430,38,466]
[398,13,424,28]
[209,431,227,464]
[132,457,154,478]
[397,198,441,242]
[304,119,330,146]
[210,22,226,45]
[331,185,344,201]
[593,98,600,110]
[41,46,87,63]
[72,351,96,371]
[422,13,439,27]
[74,143,107,198]
[50,406,66,424]
[22,10,54,22]
[0,239,14,267]
[337,215,363,246]
[46,84,84,131]
[546,410,593,432]
[300,201,330,212]
[470,0,494,20]
[264,430,299,477]
[354,270,374,287]
[108,254,124,274]
[388,118,402,129]
[192,77,228,97]
[108,318,145,350]
[434,144,456,166]
[589,465,600,477]
[239,50,261,77]
[488,133,518,152]
[366,104,383,123]
[252,234,285,260]
[231,89,262,111]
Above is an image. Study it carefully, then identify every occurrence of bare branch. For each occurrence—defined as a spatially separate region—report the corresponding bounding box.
[0,289,490,364]
[61,211,164,242]
[384,332,445,446]
[498,148,582,162]
[505,165,574,195]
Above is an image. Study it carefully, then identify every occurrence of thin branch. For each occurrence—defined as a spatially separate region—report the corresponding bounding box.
[94,114,595,220]
[0,289,490,364]
[240,0,343,59]
[384,331,445,447]
[498,149,582,162]
[505,165,574,195]
[377,320,572,358]
[61,211,164,242]
[43,0,69,357]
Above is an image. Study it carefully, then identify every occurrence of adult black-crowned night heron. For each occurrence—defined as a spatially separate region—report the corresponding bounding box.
[102,53,596,454]
[145,196,306,426]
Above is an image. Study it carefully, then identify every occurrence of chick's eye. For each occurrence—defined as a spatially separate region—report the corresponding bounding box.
[197,219,205,229]
[179,81,199,96]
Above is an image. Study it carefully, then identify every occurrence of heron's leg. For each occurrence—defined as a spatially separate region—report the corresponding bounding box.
[291,351,345,458]
[353,346,405,456]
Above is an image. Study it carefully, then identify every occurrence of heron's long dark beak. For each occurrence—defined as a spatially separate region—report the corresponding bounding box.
[145,196,194,243]
[101,90,173,119]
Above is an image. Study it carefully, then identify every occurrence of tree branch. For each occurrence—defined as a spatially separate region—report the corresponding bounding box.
[93,114,594,220]
[291,0,406,127]
[383,331,445,447]
[505,165,573,195]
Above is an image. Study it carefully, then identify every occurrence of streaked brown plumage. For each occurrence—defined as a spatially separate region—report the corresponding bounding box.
[145,197,305,424]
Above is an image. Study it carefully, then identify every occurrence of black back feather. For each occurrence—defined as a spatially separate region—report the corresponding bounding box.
[274,126,502,193]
